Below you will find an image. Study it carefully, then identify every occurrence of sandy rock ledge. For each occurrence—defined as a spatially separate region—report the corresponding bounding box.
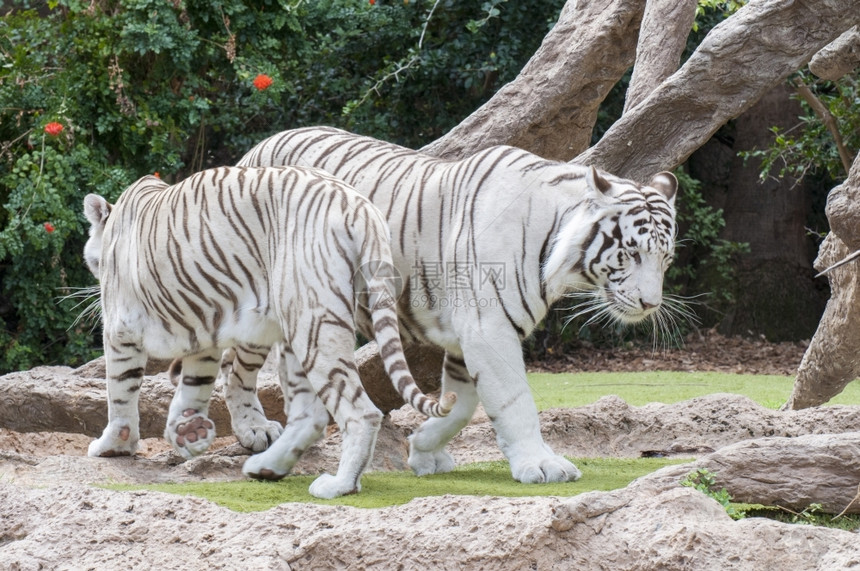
[2,467,860,570]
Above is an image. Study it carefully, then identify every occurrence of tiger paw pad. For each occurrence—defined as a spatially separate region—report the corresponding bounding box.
[169,409,215,459]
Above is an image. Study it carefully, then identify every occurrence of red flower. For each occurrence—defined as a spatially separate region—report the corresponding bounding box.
[44,122,64,136]
[369,0,375,4]
[252,74,273,91]
[153,171,161,179]
[44,222,55,233]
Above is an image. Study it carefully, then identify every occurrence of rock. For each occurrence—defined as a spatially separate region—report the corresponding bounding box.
[0,343,441,438]
[3,389,860,567]
[694,432,860,514]
[0,362,237,439]
[533,394,860,459]
[2,462,860,570]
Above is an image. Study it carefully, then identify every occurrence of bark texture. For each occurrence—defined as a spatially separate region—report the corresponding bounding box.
[809,25,860,81]
[785,150,860,409]
[576,0,860,182]
[623,0,698,113]
[419,0,646,161]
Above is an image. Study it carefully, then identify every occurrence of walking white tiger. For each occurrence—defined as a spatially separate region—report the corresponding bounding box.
[235,126,678,484]
[82,165,454,499]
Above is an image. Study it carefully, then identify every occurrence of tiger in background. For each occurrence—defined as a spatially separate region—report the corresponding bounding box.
[82,165,454,499]
[229,126,679,485]
[227,127,682,483]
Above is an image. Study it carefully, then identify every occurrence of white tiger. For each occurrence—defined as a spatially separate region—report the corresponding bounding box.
[234,127,678,484]
[82,165,454,499]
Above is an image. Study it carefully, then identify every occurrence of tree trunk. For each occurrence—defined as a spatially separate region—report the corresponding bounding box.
[687,85,829,341]
[785,149,860,409]
[623,0,698,113]
[576,0,860,181]
[420,0,646,161]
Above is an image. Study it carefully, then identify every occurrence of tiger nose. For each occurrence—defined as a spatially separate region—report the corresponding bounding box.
[640,299,660,310]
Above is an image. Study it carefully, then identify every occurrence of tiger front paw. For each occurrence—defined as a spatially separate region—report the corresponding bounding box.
[242,451,289,481]
[166,408,215,459]
[511,452,582,484]
[87,421,139,457]
[234,418,284,452]
[407,440,456,476]
[308,473,359,499]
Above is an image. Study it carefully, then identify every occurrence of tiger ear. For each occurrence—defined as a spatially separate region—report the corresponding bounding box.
[648,172,677,204]
[83,194,112,228]
[586,166,613,196]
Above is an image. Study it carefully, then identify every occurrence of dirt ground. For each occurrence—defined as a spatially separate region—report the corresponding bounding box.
[6,331,858,570]
[0,330,807,460]
[530,329,808,376]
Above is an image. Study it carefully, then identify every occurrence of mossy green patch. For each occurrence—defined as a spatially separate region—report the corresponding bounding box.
[103,457,687,511]
[102,372,860,513]
[527,371,860,410]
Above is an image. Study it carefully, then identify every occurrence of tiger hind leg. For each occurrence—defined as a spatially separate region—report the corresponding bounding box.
[408,352,480,475]
[246,328,382,499]
[164,350,220,459]
[219,345,283,452]
[303,330,383,499]
[243,345,329,481]
[87,337,147,457]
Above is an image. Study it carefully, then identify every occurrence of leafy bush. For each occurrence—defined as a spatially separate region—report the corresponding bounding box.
[743,71,860,183]
[681,468,745,519]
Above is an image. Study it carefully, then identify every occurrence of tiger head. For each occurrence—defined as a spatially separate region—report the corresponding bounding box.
[544,166,678,325]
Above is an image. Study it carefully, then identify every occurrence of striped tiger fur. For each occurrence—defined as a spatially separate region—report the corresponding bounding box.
[82,165,454,499]
[235,126,678,485]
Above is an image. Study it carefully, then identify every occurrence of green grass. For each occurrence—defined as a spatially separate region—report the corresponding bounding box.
[740,505,860,531]
[103,457,686,511]
[103,372,860,513]
[527,371,860,410]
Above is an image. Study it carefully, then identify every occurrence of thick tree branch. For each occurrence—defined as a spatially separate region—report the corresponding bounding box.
[576,0,860,182]
[623,0,698,114]
[420,0,646,161]
[809,25,860,81]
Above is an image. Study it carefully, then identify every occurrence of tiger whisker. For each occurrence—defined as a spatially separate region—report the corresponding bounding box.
[57,286,102,331]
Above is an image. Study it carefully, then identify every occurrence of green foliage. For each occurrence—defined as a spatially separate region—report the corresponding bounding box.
[693,0,745,29]
[670,168,749,312]
[743,503,860,531]
[742,71,860,183]
[681,468,745,519]
[103,457,687,510]
[332,0,566,146]
[0,0,562,373]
